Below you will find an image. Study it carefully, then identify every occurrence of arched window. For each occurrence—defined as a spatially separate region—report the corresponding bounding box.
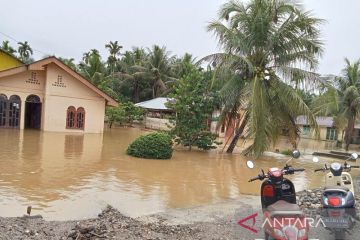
[66,106,85,130]
[0,94,8,127]
[76,107,85,130]
[26,95,41,103]
[66,106,76,129]
[8,95,21,128]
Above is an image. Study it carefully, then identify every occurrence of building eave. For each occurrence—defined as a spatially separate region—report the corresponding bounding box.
[0,56,119,107]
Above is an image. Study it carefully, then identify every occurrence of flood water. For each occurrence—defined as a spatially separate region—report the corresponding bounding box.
[0,128,359,220]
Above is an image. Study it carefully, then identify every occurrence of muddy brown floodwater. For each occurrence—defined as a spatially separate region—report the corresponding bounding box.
[0,127,359,221]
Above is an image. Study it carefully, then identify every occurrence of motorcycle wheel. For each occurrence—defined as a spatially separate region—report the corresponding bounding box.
[334,230,345,240]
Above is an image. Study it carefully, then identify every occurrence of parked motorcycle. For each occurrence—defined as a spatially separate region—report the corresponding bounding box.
[247,150,308,240]
[313,153,359,208]
[313,153,360,239]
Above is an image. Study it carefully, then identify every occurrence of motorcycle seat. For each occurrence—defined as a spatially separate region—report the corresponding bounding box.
[324,186,349,193]
[266,200,303,217]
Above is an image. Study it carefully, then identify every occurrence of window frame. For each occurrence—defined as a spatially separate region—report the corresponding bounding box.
[66,106,85,130]
[76,107,85,130]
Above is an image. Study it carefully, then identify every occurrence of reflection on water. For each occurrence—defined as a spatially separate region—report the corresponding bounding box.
[0,128,359,220]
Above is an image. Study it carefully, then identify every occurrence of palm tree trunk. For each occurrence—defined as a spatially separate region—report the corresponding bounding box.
[344,114,356,151]
[134,80,140,103]
[226,114,249,153]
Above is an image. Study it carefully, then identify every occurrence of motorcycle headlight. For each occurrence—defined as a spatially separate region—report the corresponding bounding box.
[298,228,307,238]
[274,228,284,238]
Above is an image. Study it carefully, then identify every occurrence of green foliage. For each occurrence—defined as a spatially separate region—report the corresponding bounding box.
[106,106,126,128]
[168,65,221,150]
[1,40,17,55]
[127,132,173,159]
[122,102,146,124]
[106,102,145,127]
[203,0,324,156]
[312,59,360,150]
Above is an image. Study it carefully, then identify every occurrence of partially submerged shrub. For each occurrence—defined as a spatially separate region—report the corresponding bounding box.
[127,132,173,159]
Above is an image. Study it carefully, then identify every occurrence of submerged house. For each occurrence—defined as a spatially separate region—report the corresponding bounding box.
[296,116,339,141]
[135,97,174,130]
[0,56,118,133]
[296,115,360,144]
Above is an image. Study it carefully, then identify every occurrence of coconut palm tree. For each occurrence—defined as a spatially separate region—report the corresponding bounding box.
[58,57,77,71]
[147,45,177,98]
[79,50,106,86]
[1,40,17,55]
[204,0,323,156]
[313,59,360,151]
[116,48,150,102]
[17,41,33,62]
[105,41,123,73]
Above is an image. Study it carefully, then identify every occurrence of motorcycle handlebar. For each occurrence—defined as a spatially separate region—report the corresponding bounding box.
[351,165,360,168]
[293,168,305,172]
[248,174,267,182]
[314,168,325,172]
[248,176,260,182]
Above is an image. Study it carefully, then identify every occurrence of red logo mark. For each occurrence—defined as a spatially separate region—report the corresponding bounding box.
[238,213,258,233]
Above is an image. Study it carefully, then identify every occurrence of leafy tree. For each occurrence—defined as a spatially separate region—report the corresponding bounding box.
[106,106,126,128]
[105,102,145,127]
[122,102,146,125]
[17,41,33,63]
[168,65,220,150]
[313,59,360,150]
[204,0,323,156]
[1,40,17,55]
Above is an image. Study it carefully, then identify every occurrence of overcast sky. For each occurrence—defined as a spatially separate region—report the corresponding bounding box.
[1,0,359,75]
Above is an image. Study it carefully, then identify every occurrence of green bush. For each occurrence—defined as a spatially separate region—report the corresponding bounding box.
[127,132,173,159]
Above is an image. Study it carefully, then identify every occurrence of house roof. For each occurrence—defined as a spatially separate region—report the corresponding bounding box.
[296,115,334,127]
[0,56,118,106]
[135,97,174,111]
[0,49,24,64]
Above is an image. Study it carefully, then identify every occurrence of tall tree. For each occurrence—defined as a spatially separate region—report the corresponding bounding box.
[147,45,177,98]
[1,40,17,55]
[58,57,77,71]
[17,41,33,62]
[204,0,323,156]
[105,41,123,74]
[168,65,220,150]
[116,48,150,102]
[313,59,360,151]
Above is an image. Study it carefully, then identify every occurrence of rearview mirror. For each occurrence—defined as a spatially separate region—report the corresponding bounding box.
[292,150,301,159]
[351,153,358,160]
[246,160,254,169]
[312,157,319,163]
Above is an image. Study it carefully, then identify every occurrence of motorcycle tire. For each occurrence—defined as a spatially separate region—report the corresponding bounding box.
[334,230,345,240]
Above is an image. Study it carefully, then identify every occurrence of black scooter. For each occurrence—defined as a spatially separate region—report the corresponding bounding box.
[247,150,308,240]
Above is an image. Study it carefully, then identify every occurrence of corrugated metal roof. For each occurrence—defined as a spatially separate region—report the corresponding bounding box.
[135,97,174,110]
[296,115,334,127]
